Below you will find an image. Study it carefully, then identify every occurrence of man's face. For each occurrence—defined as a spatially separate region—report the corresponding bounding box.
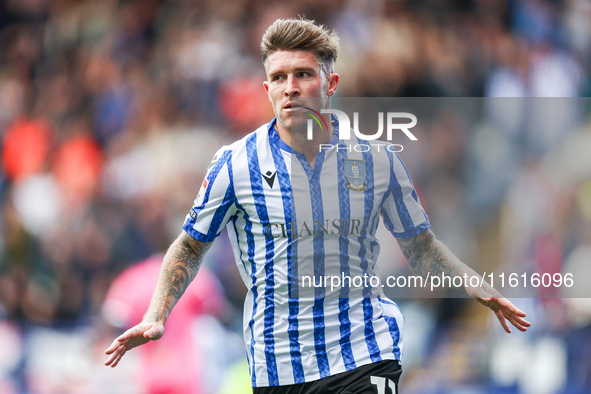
[263,50,338,134]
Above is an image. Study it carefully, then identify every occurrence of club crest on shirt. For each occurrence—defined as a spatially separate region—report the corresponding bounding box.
[344,159,367,191]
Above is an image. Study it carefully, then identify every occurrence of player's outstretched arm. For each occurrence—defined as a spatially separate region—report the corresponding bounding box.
[396,229,531,333]
[104,232,212,367]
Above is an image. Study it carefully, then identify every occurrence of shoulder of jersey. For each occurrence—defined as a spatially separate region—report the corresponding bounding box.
[376,140,397,148]
[217,124,268,155]
[206,124,268,170]
[349,132,397,156]
[371,139,398,153]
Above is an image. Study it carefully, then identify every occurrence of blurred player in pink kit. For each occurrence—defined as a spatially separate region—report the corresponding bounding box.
[102,254,226,394]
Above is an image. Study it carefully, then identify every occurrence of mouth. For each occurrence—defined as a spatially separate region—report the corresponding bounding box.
[283,103,302,111]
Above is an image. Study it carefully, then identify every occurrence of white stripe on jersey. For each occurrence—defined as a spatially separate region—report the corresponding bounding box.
[183,118,429,387]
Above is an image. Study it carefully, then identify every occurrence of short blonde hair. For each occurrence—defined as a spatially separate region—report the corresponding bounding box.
[261,17,340,75]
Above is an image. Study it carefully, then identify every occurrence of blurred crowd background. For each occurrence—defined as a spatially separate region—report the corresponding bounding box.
[0,0,590,393]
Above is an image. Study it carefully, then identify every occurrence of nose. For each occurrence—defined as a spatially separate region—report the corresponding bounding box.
[284,74,300,97]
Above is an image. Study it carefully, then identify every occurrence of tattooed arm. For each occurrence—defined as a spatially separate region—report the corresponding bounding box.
[104,231,212,367]
[397,229,530,333]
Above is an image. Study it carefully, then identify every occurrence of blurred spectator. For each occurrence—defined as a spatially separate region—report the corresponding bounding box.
[52,122,103,208]
[102,254,228,394]
[2,118,53,182]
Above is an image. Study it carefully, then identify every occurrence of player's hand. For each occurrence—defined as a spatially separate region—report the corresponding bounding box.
[104,322,164,367]
[466,285,531,333]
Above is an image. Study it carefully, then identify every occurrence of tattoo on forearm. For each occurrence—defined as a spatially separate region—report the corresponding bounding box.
[398,231,463,280]
[146,235,211,323]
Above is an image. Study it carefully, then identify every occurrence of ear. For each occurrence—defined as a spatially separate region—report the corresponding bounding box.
[326,73,339,97]
[263,80,271,101]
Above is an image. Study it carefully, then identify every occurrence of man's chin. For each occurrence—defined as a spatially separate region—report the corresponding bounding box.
[279,115,310,135]
[288,118,309,135]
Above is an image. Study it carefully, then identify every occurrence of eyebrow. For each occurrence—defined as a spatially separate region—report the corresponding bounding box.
[268,66,318,79]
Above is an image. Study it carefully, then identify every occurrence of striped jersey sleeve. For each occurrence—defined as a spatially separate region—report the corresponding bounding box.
[379,148,430,238]
[183,146,237,242]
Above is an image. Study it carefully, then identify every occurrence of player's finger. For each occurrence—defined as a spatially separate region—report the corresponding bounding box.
[108,354,120,368]
[104,354,114,366]
[116,329,139,343]
[105,339,127,355]
[104,345,123,366]
[105,354,117,367]
[506,314,531,331]
[507,309,531,325]
[511,322,529,332]
[495,309,511,333]
[116,324,148,341]
[497,298,527,317]
[499,303,530,329]
[110,348,127,368]
[510,307,527,318]
[111,344,126,360]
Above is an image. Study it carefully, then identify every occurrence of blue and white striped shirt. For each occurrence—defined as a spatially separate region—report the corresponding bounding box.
[184,118,430,387]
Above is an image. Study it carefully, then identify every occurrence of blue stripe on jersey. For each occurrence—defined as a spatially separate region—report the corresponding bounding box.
[338,298,355,370]
[269,134,305,384]
[268,119,292,153]
[358,144,381,363]
[230,167,259,384]
[386,150,415,232]
[376,150,396,235]
[184,151,235,241]
[233,203,258,385]
[362,298,381,363]
[313,298,330,378]
[197,150,231,209]
[397,152,428,221]
[268,137,295,298]
[224,158,263,381]
[366,149,384,271]
[230,148,259,384]
[336,139,356,371]
[367,208,383,274]
[378,297,402,359]
[202,151,256,384]
[358,145,374,298]
[382,316,402,359]
[246,133,278,385]
[300,150,330,379]
[231,216,248,273]
[379,150,431,238]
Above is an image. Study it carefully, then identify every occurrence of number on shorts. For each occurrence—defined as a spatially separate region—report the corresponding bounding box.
[370,376,397,394]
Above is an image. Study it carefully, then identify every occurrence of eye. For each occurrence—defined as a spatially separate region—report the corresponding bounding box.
[272,75,284,81]
[299,72,311,77]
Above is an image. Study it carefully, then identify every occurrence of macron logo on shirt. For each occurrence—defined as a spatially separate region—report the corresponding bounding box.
[262,171,276,188]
